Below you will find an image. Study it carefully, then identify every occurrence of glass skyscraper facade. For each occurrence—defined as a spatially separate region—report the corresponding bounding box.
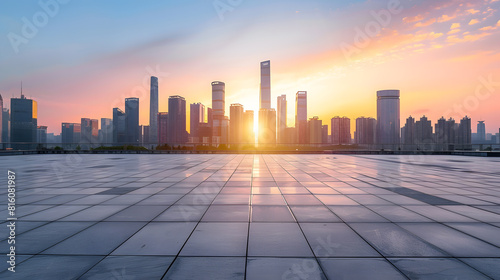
[260,60,271,110]
[149,76,159,145]
[125,98,140,145]
[295,91,308,144]
[376,90,400,145]
[10,95,37,150]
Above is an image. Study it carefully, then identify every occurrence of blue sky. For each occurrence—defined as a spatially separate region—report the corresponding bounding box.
[1,0,499,134]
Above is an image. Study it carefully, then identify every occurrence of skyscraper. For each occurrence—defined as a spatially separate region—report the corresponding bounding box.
[477,121,486,143]
[11,94,37,150]
[149,76,159,145]
[190,103,205,143]
[125,98,140,145]
[37,126,47,144]
[308,117,322,145]
[243,110,255,145]
[212,81,228,145]
[61,123,81,148]
[376,90,400,145]
[81,118,99,147]
[295,91,308,144]
[260,60,271,109]
[458,116,472,149]
[322,125,329,144]
[435,117,456,149]
[415,116,433,145]
[158,112,169,145]
[113,108,126,145]
[355,117,376,145]
[100,118,113,145]
[212,81,225,119]
[258,108,276,146]
[402,116,416,145]
[331,117,351,145]
[2,108,10,147]
[230,103,244,146]
[277,94,287,144]
[168,95,187,145]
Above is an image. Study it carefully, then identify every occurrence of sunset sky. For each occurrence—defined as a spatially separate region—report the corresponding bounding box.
[1,0,499,135]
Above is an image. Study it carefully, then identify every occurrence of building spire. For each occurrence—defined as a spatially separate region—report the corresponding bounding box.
[21,81,24,99]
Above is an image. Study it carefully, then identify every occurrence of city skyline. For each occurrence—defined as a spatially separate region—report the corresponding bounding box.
[1,0,499,135]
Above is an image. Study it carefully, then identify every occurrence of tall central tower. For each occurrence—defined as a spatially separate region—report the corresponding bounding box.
[149,76,159,144]
[260,60,271,109]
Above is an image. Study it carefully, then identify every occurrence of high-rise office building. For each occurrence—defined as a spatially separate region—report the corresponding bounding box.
[2,108,10,147]
[190,103,205,142]
[402,116,416,145]
[295,91,308,144]
[355,117,376,145]
[125,98,140,145]
[212,81,225,119]
[158,112,169,145]
[435,117,456,148]
[376,90,400,145]
[457,116,472,149]
[322,125,329,144]
[415,116,433,145]
[477,121,486,143]
[149,76,159,145]
[81,118,98,147]
[100,118,113,145]
[230,103,244,146]
[112,108,126,145]
[37,126,47,144]
[61,123,81,148]
[142,125,150,146]
[212,82,228,145]
[260,60,271,109]
[168,95,187,145]
[11,94,37,150]
[308,117,322,144]
[258,108,276,146]
[277,94,287,144]
[243,110,255,145]
[331,117,351,145]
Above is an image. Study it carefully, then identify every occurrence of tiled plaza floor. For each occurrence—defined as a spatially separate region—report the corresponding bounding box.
[1,154,500,279]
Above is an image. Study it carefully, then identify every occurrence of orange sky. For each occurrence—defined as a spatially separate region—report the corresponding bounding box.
[1,0,499,135]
